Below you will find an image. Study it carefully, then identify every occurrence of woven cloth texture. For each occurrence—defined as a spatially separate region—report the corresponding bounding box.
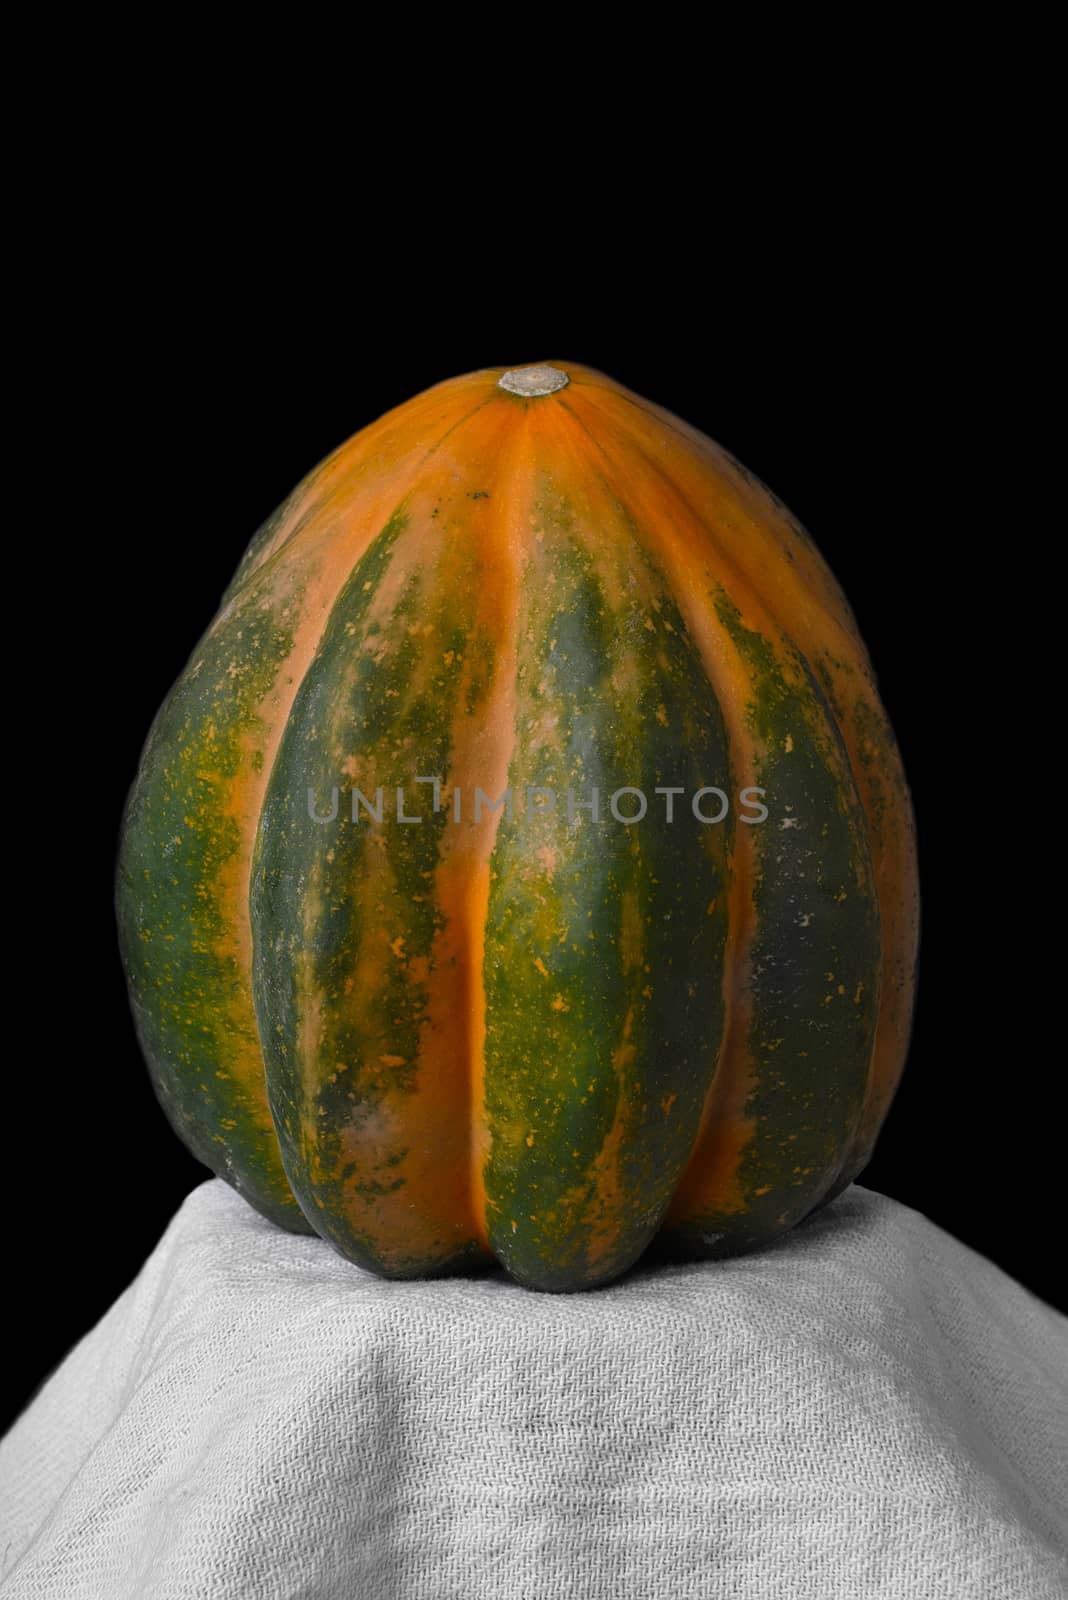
[1,1179,1065,1599]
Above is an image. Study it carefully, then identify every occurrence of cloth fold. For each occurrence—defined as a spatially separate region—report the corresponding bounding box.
[1,1180,1065,1599]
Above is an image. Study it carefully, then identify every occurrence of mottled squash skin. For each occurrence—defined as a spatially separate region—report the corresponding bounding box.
[116,362,919,1291]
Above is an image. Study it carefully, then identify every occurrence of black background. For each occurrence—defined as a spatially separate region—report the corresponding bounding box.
[8,195,1052,1437]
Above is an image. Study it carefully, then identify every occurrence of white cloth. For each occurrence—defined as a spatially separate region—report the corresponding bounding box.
[1,1180,1065,1600]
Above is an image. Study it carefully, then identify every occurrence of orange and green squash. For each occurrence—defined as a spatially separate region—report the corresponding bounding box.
[115,361,919,1292]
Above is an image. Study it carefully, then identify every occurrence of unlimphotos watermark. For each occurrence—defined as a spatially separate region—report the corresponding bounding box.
[305,779,769,827]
